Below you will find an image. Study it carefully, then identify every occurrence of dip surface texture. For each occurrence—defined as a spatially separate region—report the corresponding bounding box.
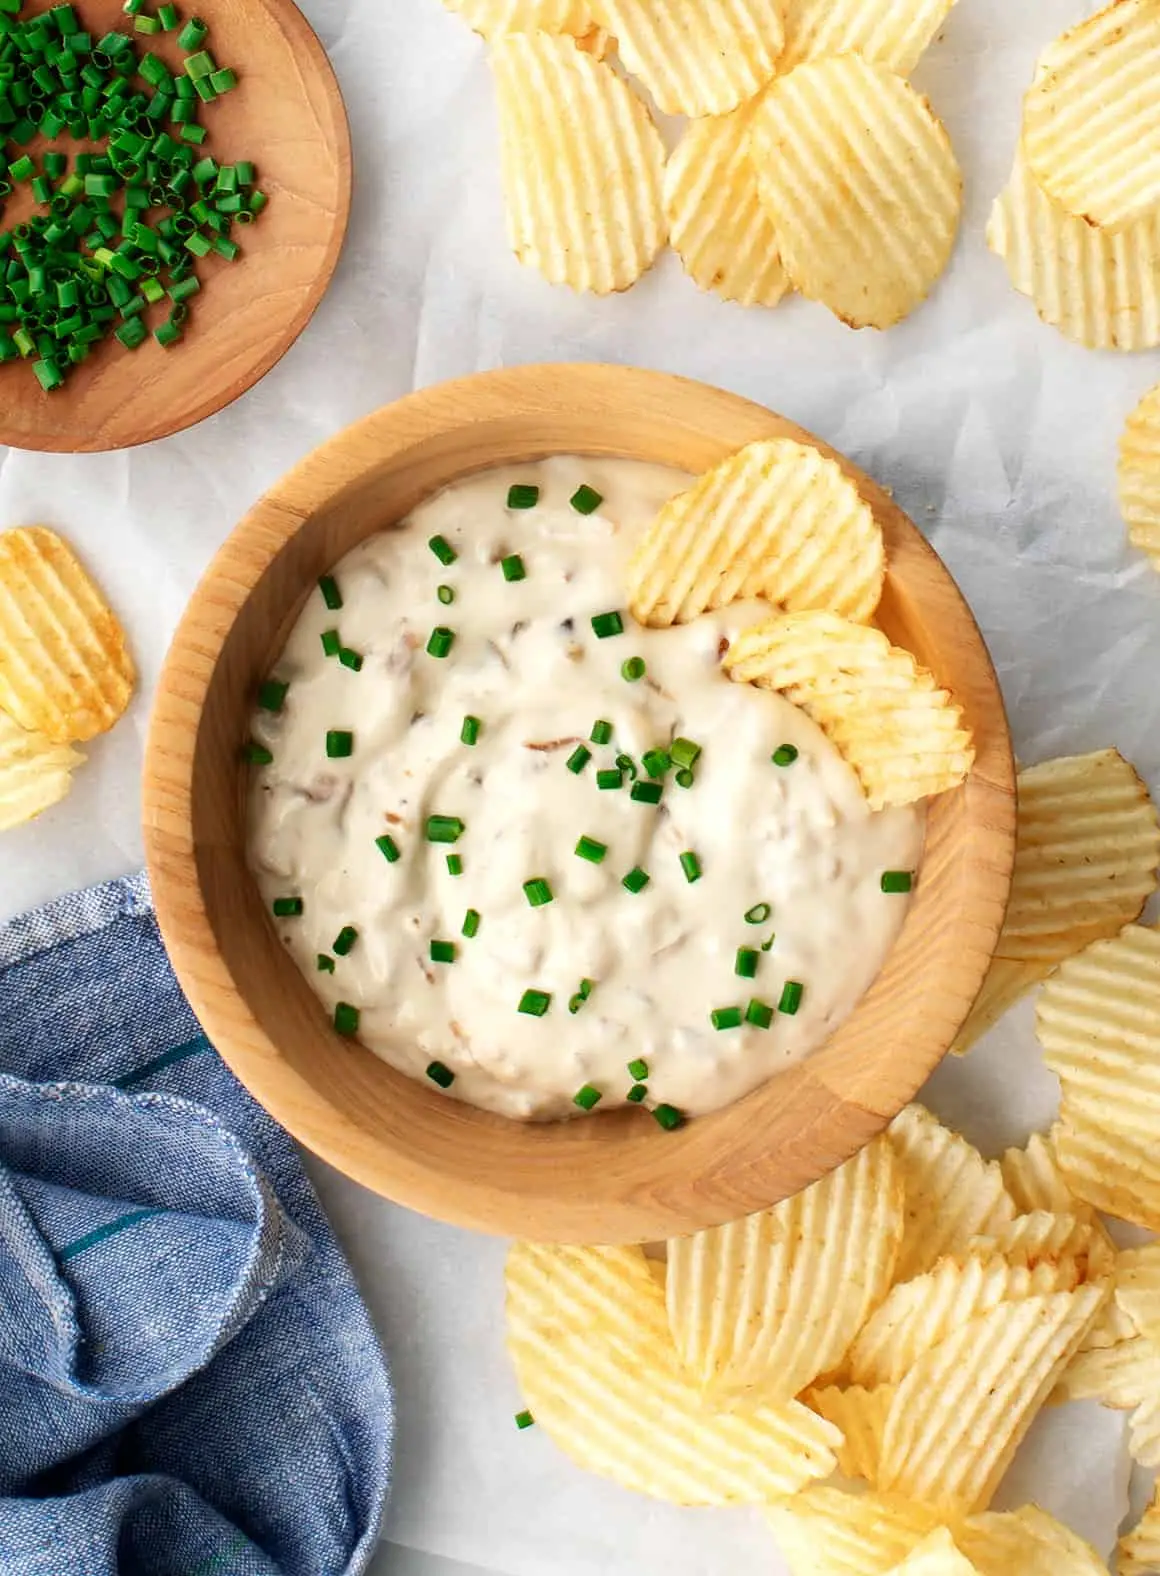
[248,456,924,1120]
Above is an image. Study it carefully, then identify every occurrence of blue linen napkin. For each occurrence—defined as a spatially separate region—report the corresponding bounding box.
[0,872,394,1576]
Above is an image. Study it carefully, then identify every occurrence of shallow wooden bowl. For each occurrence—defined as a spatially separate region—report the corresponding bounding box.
[0,0,350,453]
[144,365,1015,1243]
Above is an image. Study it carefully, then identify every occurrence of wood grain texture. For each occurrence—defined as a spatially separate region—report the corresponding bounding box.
[143,365,1016,1243]
[0,0,350,454]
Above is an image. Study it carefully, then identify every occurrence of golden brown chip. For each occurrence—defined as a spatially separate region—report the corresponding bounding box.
[628,440,884,629]
[0,710,84,832]
[588,0,783,116]
[888,1105,1016,1281]
[767,1486,942,1576]
[490,32,665,295]
[778,0,957,72]
[1022,0,1160,232]
[980,1210,1114,1279]
[665,1133,902,1403]
[750,56,962,330]
[0,527,135,744]
[1119,1480,1160,1576]
[805,1383,894,1483]
[505,1240,841,1504]
[724,613,974,810]
[959,1505,1108,1576]
[1055,1333,1160,1465]
[1115,1244,1160,1345]
[664,107,790,309]
[987,154,1160,352]
[443,0,598,37]
[1119,380,1160,572]
[877,1285,1106,1516]
[887,1532,978,1576]
[1000,1131,1094,1222]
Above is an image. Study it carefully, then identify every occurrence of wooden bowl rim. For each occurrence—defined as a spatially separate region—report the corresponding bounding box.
[144,364,1016,1241]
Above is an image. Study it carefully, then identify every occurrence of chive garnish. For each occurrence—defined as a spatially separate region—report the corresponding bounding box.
[334,1002,359,1036]
[575,836,607,864]
[333,925,359,956]
[882,871,914,894]
[430,939,456,964]
[590,719,613,745]
[772,744,799,767]
[429,534,456,565]
[736,947,759,978]
[627,1058,649,1081]
[568,977,596,1014]
[326,730,353,759]
[675,769,695,789]
[507,484,540,510]
[321,630,341,658]
[621,656,646,683]
[622,866,650,893]
[339,648,364,672]
[746,998,774,1029]
[573,1084,602,1112]
[679,851,702,883]
[631,781,662,805]
[462,908,481,938]
[711,1006,743,1030]
[626,1084,648,1103]
[670,738,701,768]
[376,833,401,863]
[523,878,553,907]
[518,989,551,1017]
[437,584,455,606]
[501,554,527,582]
[427,1060,455,1089]
[318,575,342,611]
[426,815,465,843]
[779,981,805,1016]
[761,933,777,953]
[317,954,335,974]
[591,611,624,639]
[615,754,638,781]
[745,902,772,925]
[566,745,592,774]
[642,749,671,779]
[446,854,463,876]
[653,1104,685,1131]
[571,484,603,515]
[258,679,288,713]
[597,768,623,790]
[515,1409,535,1430]
[243,741,273,765]
[461,715,481,746]
[272,896,303,917]
[427,626,455,658]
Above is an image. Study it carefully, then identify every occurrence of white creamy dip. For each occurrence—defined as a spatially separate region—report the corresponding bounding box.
[248,456,924,1122]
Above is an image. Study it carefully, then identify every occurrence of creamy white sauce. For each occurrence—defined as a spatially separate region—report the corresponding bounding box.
[248,456,924,1122]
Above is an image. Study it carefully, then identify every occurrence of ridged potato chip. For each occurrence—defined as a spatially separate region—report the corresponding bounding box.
[959,1505,1108,1576]
[767,1486,942,1576]
[443,0,597,38]
[751,56,962,330]
[724,613,974,810]
[0,710,84,832]
[628,440,884,629]
[1000,1131,1093,1222]
[491,33,665,295]
[1120,380,1160,572]
[506,1241,841,1504]
[1119,1481,1160,1576]
[888,1531,978,1576]
[888,1105,1016,1282]
[951,958,1048,1056]
[1054,1104,1160,1235]
[805,1383,895,1483]
[987,155,1160,352]
[1022,0,1160,233]
[589,0,783,116]
[1116,1244,1160,1345]
[664,107,790,309]
[878,1286,1106,1516]
[0,527,135,745]
[982,1210,1114,1278]
[1056,1333,1160,1465]
[778,0,957,73]
[666,1133,902,1403]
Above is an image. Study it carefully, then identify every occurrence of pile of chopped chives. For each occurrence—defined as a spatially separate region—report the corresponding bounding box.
[0,0,266,391]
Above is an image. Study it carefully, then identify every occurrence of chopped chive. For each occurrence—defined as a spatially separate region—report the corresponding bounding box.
[326,730,354,759]
[882,871,914,894]
[631,781,662,806]
[461,715,482,746]
[653,1104,685,1131]
[437,584,455,606]
[597,768,623,790]
[429,534,457,566]
[567,979,596,1015]
[376,833,401,863]
[515,1409,535,1430]
[735,947,759,978]
[177,16,207,48]
[591,610,624,639]
[462,908,481,938]
[590,719,613,745]
[523,878,553,908]
[317,954,335,974]
[335,648,362,674]
[501,554,526,582]
[334,1002,360,1036]
[518,989,551,1017]
[427,626,455,658]
[333,925,359,956]
[615,754,638,781]
[426,815,465,843]
[670,737,701,768]
[318,574,342,610]
[621,656,646,683]
[746,998,774,1029]
[627,1058,649,1081]
[272,896,303,917]
[642,749,672,779]
[427,1060,455,1089]
[258,680,288,713]
[772,744,799,767]
[243,741,273,765]
[679,851,702,883]
[745,902,772,925]
[711,1006,743,1030]
[779,980,804,1016]
[622,866,650,894]
[575,836,607,865]
[571,484,603,515]
[430,939,456,964]
[675,768,695,789]
[446,854,463,876]
[507,483,540,509]
[321,629,341,657]
[761,932,777,953]
[573,1084,602,1112]
[566,744,592,774]
[626,1084,648,1103]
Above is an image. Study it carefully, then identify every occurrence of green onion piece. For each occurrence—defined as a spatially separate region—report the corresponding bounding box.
[158,3,178,27]
[735,947,759,978]
[317,574,342,610]
[621,656,646,683]
[590,719,613,745]
[566,744,592,774]
[653,1104,685,1131]
[462,908,481,939]
[642,749,671,779]
[711,1006,743,1030]
[426,626,455,658]
[437,584,455,606]
[426,815,465,843]
[430,939,456,964]
[627,1058,649,1080]
[461,715,481,746]
[626,1084,648,1103]
[570,484,603,515]
[258,680,288,713]
[243,741,273,765]
[333,925,359,957]
[326,729,353,759]
[184,48,215,79]
[772,744,799,767]
[429,533,457,566]
[272,896,303,917]
[321,626,344,661]
[339,648,363,672]
[376,833,401,863]
[881,870,914,894]
[518,989,552,1017]
[596,768,623,791]
[575,835,607,865]
[631,781,662,806]
[500,553,526,582]
[514,1410,535,1430]
[209,67,236,93]
[679,850,702,883]
[427,1060,455,1089]
[615,754,638,781]
[317,954,335,974]
[568,978,596,1014]
[622,866,650,894]
[334,1002,360,1037]
[779,980,804,1016]
[178,16,208,48]
[745,902,772,925]
[670,737,702,769]
[746,998,774,1030]
[761,932,777,953]
[506,483,539,509]
[446,854,463,876]
[591,610,624,639]
[675,769,695,789]
[523,878,553,908]
[573,1084,602,1112]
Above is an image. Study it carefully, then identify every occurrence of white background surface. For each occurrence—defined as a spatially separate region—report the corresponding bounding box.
[3,0,1159,1569]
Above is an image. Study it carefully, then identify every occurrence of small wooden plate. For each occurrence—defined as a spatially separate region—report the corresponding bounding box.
[0,0,350,453]
[144,366,1016,1243]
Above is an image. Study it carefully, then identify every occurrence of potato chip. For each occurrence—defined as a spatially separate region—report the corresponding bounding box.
[664,107,790,309]
[959,1504,1108,1576]
[1022,0,1160,233]
[1114,1243,1160,1345]
[951,958,1049,1057]
[1053,1101,1160,1234]
[878,1285,1106,1516]
[628,441,884,629]
[443,0,597,37]
[724,614,974,810]
[1119,380,1160,572]
[1055,1333,1160,1465]
[987,154,1160,352]
[981,1209,1114,1279]
[0,527,135,745]
[505,1241,841,1504]
[888,1105,1016,1282]
[665,1133,902,1403]
[0,710,83,832]
[767,1486,942,1576]
[1119,1481,1160,1576]
[887,1531,978,1576]
[1000,1131,1094,1222]
[778,0,957,73]
[588,0,783,117]
[491,33,665,295]
[805,1383,894,1483]
[1083,1295,1139,1353]
[750,56,962,330]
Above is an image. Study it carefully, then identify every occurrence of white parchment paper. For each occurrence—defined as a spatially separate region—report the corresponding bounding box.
[3,0,1159,1568]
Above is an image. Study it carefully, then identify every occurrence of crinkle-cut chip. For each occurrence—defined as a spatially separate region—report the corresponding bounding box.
[665,1133,901,1403]
[723,613,974,810]
[886,1105,1016,1282]
[664,107,790,309]
[952,958,1050,1057]
[0,527,135,744]
[628,441,883,630]
[1055,1333,1160,1465]
[1022,0,1160,233]
[588,0,783,117]
[573,22,612,55]
[879,1286,1107,1516]
[1120,380,1160,572]
[490,33,665,295]
[779,0,957,73]
[443,0,597,36]
[0,710,84,832]
[886,1531,978,1576]
[766,1487,943,1576]
[1082,1295,1139,1353]
[805,1383,894,1483]
[1054,1100,1160,1234]
[750,56,962,330]
[959,1504,1108,1576]
[1000,1132,1095,1223]
[505,1241,840,1504]
[979,1209,1115,1279]
[1115,1243,1160,1345]
[987,154,1160,352]
[1119,1480,1160,1576]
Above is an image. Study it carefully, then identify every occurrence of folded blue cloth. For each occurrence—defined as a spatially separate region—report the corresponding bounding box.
[0,872,394,1576]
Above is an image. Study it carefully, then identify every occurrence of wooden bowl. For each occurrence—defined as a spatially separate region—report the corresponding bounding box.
[0,0,350,454]
[144,365,1016,1243]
